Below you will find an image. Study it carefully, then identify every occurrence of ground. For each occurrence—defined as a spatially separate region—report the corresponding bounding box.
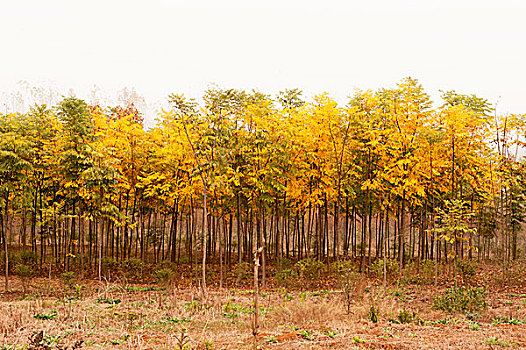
[0,271,525,349]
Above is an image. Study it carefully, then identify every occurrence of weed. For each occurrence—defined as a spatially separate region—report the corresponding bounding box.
[294,258,325,280]
[122,286,159,292]
[469,322,480,331]
[352,335,365,344]
[297,329,315,340]
[485,336,517,347]
[396,308,415,324]
[60,271,76,290]
[109,334,129,345]
[155,267,175,288]
[491,317,523,326]
[174,326,191,350]
[264,335,278,343]
[203,339,214,349]
[161,316,190,324]
[322,329,337,338]
[370,258,399,281]
[232,262,251,282]
[96,297,121,305]
[275,269,298,288]
[34,310,57,320]
[433,285,486,313]
[368,305,379,323]
[184,300,211,312]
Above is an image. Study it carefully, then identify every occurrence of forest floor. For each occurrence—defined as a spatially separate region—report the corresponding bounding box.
[0,268,525,349]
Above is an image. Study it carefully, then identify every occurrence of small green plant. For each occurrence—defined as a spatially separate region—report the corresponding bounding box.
[96,297,121,305]
[155,267,174,288]
[34,310,57,320]
[203,339,214,349]
[161,316,190,324]
[368,305,379,323]
[397,308,415,324]
[264,335,278,343]
[110,334,129,345]
[123,258,145,281]
[491,317,523,326]
[469,322,480,331]
[485,336,517,347]
[297,329,315,340]
[175,326,191,350]
[370,258,400,281]
[456,260,478,280]
[433,285,486,313]
[60,271,76,290]
[185,300,211,313]
[352,336,365,344]
[232,262,251,282]
[322,329,337,338]
[122,285,158,292]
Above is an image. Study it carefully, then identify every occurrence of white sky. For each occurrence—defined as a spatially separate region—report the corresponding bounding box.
[1,0,525,124]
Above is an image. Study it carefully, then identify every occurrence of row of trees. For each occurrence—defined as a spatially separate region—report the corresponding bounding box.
[1,78,525,291]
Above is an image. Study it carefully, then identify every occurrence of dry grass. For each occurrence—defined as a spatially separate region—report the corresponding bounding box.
[0,275,525,349]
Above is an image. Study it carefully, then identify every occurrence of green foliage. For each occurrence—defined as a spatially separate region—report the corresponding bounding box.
[275,268,298,288]
[404,259,436,284]
[352,336,365,344]
[433,286,487,313]
[18,250,38,267]
[370,258,399,281]
[155,267,174,287]
[491,317,523,326]
[96,297,121,305]
[264,335,278,343]
[297,329,315,341]
[232,262,251,281]
[396,308,416,324]
[34,310,57,320]
[456,259,478,280]
[15,264,33,293]
[484,336,517,347]
[294,258,325,280]
[60,271,76,289]
[14,264,33,278]
[123,258,145,281]
[368,305,379,323]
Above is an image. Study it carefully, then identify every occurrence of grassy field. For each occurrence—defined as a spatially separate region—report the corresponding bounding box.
[1,262,526,349]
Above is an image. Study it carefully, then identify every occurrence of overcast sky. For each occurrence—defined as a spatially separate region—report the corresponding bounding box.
[1,0,524,124]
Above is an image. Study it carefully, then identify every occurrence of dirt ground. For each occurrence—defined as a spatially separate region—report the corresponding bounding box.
[0,275,525,349]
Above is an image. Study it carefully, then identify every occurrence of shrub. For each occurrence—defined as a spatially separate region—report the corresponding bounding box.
[396,308,415,324]
[275,268,298,288]
[278,257,293,270]
[456,259,478,280]
[370,258,399,281]
[155,267,174,287]
[433,285,486,313]
[18,250,38,267]
[294,258,325,280]
[60,271,76,289]
[123,258,144,281]
[102,257,121,275]
[404,259,436,284]
[15,264,33,294]
[232,262,251,282]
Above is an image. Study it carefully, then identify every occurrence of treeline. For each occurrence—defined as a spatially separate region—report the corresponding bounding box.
[1,78,525,290]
